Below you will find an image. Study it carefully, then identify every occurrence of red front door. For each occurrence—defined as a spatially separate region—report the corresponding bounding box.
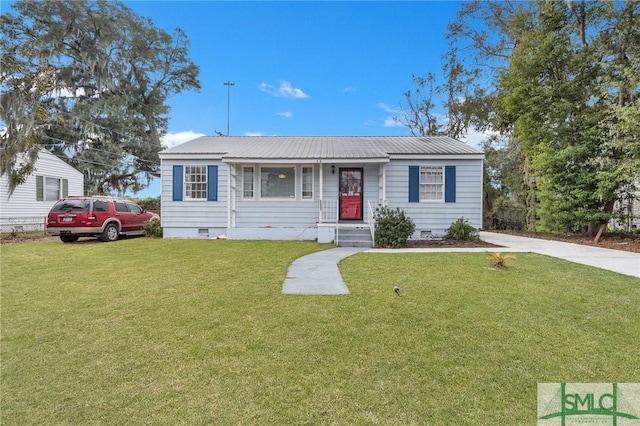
[339,168,363,220]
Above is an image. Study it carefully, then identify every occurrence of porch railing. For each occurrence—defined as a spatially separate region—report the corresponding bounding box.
[319,199,339,223]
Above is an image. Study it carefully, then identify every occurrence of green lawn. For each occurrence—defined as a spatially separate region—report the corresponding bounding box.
[1,239,638,425]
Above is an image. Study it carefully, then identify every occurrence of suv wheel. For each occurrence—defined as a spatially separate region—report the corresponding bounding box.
[100,223,119,242]
[60,235,79,243]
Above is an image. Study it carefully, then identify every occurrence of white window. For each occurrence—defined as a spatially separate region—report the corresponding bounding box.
[420,166,443,201]
[36,175,67,201]
[45,177,61,201]
[261,166,295,199]
[184,166,207,200]
[302,166,313,199]
[243,167,254,199]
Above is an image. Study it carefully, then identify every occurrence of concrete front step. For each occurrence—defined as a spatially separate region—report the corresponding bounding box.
[337,226,373,247]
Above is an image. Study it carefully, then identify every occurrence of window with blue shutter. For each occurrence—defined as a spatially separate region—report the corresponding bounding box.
[444,165,456,203]
[207,165,218,201]
[408,166,419,202]
[172,165,183,201]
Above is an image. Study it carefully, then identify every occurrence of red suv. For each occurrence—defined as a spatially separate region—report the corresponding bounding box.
[46,196,159,243]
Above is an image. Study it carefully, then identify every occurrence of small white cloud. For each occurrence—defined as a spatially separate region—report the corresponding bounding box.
[376,102,403,128]
[244,132,265,137]
[260,81,309,99]
[460,126,500,150]
[162,130,206,148]
[277,112,293,118]
[377,102,399,114]
[343,87,356,93]
[383,117,404,128]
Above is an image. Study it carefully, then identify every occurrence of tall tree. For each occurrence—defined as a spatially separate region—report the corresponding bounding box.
[394,47,488,140]
[446,1,534,229]
[498,1,639,237]
[0,0,200,195]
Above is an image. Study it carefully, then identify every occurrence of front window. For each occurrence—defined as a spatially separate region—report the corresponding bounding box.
[185,166,207,200]
[261,166,295,199]
[302,166,313,199]
[243,167,254,199]
[420,166,443,201]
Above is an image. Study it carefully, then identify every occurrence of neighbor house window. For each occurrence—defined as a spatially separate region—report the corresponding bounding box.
[420,166,443,201]
[302,166,313,199]
[261,166,295,199]
[36,175,68,201]
[184,166,207,200]
[243,167,254,199]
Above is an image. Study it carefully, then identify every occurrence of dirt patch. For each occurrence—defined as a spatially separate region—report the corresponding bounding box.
[0,232,58,245]
[490,230,640,254]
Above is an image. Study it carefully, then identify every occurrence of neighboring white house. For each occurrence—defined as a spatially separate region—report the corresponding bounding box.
[0,150,84,232]
[159,136,484,246]
[611,187,640,231]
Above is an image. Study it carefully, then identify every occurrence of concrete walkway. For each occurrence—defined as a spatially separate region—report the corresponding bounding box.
[282,232,639,294]
[282,247,367,295]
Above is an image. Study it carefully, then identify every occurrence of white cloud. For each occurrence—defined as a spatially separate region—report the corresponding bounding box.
[276,112,293,118]
[162,130,206,148]
[383,117,404,128]
[259,81,309,99]
[244,132,265,137]
[460,126,500,150]
[377,102,399,114]
[343,87,356,93]
[377,102,403,128]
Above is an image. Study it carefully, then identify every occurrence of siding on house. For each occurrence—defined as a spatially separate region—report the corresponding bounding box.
[160,159,228,238]
[0,150,84,232]
[386,158,483,235]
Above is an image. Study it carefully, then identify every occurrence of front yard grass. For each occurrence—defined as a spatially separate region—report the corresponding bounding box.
[1,239,638,424]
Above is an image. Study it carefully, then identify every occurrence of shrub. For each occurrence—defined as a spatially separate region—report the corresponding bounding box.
[445,217,478,241]
[373,206,415,248]
[144,219,163,238]
[134,196,160,213]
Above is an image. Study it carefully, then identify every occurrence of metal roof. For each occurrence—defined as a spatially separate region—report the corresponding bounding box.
[160,136,483,160]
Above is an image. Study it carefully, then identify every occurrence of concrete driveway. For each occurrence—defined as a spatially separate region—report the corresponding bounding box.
[479,231,640,278]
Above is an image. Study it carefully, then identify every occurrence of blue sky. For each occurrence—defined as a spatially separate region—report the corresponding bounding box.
[123,1,477,197]
[123,1,463,144]
[2,1,480,197]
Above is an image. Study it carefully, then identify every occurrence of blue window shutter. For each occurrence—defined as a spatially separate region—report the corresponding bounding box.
[408,166,419,202]
[173,165,183,201]
[207,165,218,201]
[445,166,456,203]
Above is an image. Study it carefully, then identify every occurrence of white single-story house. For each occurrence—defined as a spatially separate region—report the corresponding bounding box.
[159,136,484,246]
[0,149,84,232]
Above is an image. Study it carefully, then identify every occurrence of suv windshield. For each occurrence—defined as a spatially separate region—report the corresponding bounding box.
[51,200,91,212]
